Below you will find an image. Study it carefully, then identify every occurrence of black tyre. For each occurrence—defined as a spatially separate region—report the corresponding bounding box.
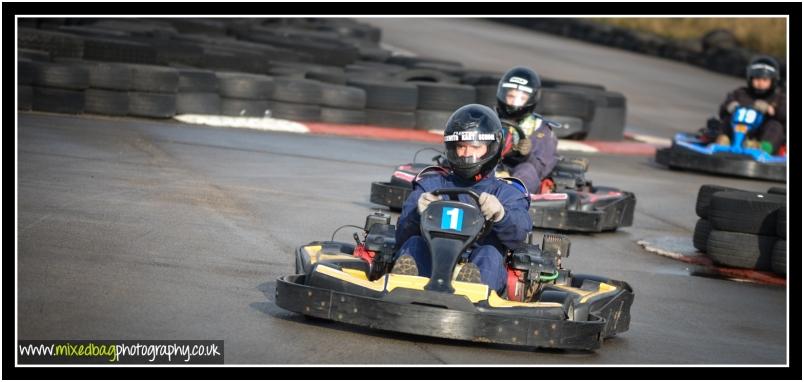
[305,70,347,85]
[693,218,711,252]
[535,88,595,121]
[346,79,418,111]
[19,85,33,110]
[393,69,459,83]
[81,37,158,65]
[51,58,134,91]
[706,230,775,270]
[320,84,366,109]
[128,92,176,118]
[771,240,786,275]
[268,101,321,122]
[221,98,270,117]
[176,92,221,115]
[18,48,50,61]
[695,184,741,219]
[766,186,786,195]
[177,68,219,93]
[84,89,128,116]
[30,62,90,90]
[128,64,179,93]
[365,109,416,128]
[32,87,84,114]
[217,72,275,100]
[415,109,452,131]
[474,85,497,107]
[320,107,366,124]
[19,59,35,85]
[18,28,84,58]
[583,91,627,141]
[270,78,323,105]
[709,191,785,235]
[777,205,786,238]
[413,82,476,111]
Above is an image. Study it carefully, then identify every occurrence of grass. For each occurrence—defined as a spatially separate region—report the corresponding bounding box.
[586,18,787,59]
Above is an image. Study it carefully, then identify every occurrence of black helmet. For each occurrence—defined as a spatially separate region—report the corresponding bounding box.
[496,66,542,120]
[443,104,503,181]
[746,55,780,96]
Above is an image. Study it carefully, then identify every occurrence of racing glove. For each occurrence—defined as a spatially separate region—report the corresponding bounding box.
[726,100,740,114]
[417,192,441,215]
[752,100,774,116]
[478,192,505,223]
[514,136,533,156]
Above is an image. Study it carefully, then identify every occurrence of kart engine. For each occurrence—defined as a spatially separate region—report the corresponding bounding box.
[506,233,572,302]
[360,211,397,281]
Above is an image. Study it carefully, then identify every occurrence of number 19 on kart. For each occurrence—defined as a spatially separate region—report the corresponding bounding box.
[441,207,464,231]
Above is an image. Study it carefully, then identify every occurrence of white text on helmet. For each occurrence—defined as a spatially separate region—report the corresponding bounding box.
[509,76,528,85]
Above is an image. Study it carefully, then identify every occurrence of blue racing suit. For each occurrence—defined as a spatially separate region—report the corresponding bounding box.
[395,170,532,295]
[502,113,559,194]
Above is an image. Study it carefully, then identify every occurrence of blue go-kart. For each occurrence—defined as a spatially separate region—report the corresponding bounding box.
[655,107,786,182]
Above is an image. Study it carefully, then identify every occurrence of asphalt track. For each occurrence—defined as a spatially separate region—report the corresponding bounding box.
[16,18,788,365]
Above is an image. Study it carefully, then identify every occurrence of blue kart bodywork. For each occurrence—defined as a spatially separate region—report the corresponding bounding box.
[655,107,786,182]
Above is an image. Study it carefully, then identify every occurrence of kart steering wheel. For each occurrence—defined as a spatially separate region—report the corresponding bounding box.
[429,188,493,242]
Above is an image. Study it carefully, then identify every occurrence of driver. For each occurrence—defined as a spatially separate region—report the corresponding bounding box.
[495,66,560,194]
[708,55,786,154]
[392,104,532,296]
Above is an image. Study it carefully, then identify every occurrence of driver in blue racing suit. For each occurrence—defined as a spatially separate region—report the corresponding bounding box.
[392,104,532,296]
[495,66,560,194]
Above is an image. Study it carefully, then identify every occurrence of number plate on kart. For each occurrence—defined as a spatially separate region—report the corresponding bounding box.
[734,124,748,133]
[441,207,464,231]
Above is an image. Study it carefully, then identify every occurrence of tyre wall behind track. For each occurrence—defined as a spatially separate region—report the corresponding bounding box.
[18,18,626,140]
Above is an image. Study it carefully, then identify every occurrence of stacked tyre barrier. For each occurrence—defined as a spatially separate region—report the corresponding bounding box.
[490,19,786,80]
[693,185,787,275]
[17,18,626,140]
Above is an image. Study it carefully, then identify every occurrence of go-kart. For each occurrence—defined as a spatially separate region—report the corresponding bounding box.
[655,106,786,182]
[275,189,634,350]
[370,122,635,232]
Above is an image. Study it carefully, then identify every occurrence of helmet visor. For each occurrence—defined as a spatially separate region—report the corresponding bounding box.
[748,63,777,79]
[444,131,500,168]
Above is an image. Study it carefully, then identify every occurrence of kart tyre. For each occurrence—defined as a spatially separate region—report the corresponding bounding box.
[412,82,476,111]
[176,92,221,115]
[271,77,323,105]
[30,62,90,90]
[766,186,786,195]
[217,72,275,100]
[177,68,219,92]
[366,109,416,128]
[19,85,33,110]
[84,89,129,116]
[415,109,452,131]
[32,87,84,114]
[709,191,785,235]
[346,79,418,111]
[777,205,786,238]
[693,218,711,252]
[320,84,366,109]
[321,107,366,124]
[128,92,176,118]
[695,184,741,219]
[706,230,775,271]
[127,64,179,93]
[771,240,786,275]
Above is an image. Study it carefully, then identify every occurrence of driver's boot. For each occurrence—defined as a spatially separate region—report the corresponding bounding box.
[454,262,482,283]
[391,255,419,276]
